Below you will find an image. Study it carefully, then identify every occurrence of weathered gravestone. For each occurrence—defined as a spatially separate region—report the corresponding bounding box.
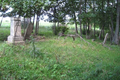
[24,22,33,40]
[7,17,24,43]
[102,33,109,45]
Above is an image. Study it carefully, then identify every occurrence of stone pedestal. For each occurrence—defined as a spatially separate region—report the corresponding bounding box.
[7,17,24,43]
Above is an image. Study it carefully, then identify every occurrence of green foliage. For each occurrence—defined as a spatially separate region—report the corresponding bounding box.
[82,64,120,80]
[2,0,46,17]
[0,28,9,41]
[61,26,69,34]
[29,35,44,59]
[52,26,69,35]
[45,0,66,23]
[109,66,120,80]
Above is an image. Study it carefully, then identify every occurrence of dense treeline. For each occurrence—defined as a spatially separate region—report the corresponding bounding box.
[0,0,120,45]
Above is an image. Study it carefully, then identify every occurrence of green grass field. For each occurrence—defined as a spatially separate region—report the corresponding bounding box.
[0,22,120,80]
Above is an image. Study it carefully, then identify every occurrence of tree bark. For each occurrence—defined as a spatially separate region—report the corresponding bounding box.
[86,23,88,38]
[107,0,109,6]
[85,0,87,37]
[23,17,25,34]
[35,15,39,35]
[73,12,78,34]
[83,24,86,35]
[109,25,113,43]
[93,0,95,39]
[110,11,114,43]
[112,0,120,45]
[33,14,35,30]
[99,26,103,39]
[102,0,104,39]
[57,22,59,27]
[0,16,3,27]
[79,0,82,36]
[53,6,57,35]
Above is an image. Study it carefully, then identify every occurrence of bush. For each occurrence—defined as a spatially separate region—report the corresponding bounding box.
[52,26,69,35]
[0,28,10,41]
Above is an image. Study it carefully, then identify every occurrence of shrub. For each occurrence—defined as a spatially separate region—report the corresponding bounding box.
[0,29,10,41]
[52,26,69,35]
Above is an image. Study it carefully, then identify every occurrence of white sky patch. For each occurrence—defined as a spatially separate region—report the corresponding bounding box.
[0,6,12,22]
[44,15,48,20]
[66,15,71,20]
[6,7,13,13]
[0,17,10,22]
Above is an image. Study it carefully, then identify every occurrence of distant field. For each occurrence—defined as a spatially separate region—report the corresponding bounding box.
[1,19,10,27]
[39,21,53,27]
[0,17,76,28]
[1,20,54,28]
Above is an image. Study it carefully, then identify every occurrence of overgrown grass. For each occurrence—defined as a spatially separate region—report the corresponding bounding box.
[0,28,10,41]
[0,27,120,80]
[38,27,53,37]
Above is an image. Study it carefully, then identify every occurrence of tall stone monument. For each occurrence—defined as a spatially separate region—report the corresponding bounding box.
[7,17,24,43]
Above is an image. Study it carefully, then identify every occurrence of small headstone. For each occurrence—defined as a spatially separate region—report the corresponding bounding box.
[103,33,108,45]
[7,17,24,43]
[24,22,33,40]
[92,39,95,42]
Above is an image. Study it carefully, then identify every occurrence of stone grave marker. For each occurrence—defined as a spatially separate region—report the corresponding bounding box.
[102,33,108,45]
[7,17,24,43]
[24,22,33,40]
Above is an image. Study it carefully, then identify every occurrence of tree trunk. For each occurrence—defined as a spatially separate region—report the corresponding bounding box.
[74,12,78,34]
[53,22,57,35]
[99,30,102,39]
[99,26,103,39]
[112,0,120,45]
[86,23,88,38]
[75,21,78,34]
[33,14,35,29]
[79,20,82,36]
[53,6,57,35]
[35,15,39,35]
[57,22,59,27]
[110,16,114,43]
[102,0,104,40]
[94,23,95,38]
[83,24,86,35]
[0,16,3,27]
[79,0,82,36]
[87,21,90,34]
[32,14,35,33]
[107,0,109,6]
[109,25,113,43]
[93,0,95,39]
[23,17,25,34]
[85,0,88,37]
[108,1,114,43]
[103,25,104,39]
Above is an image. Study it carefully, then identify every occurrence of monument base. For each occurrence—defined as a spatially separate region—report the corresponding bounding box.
[7,35,24,44]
